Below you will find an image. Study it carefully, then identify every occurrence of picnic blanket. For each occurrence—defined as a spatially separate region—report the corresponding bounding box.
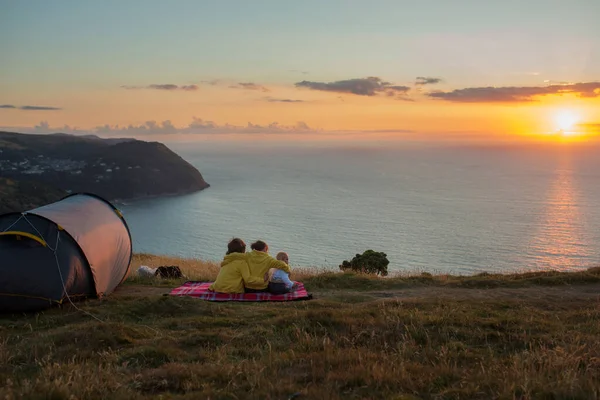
[168,281,313,302]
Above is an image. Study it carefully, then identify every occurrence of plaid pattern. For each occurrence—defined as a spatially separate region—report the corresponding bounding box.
[168,281,312,302]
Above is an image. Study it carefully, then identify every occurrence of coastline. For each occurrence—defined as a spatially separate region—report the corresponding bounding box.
[111,183,210,205]
[129,253,600,282]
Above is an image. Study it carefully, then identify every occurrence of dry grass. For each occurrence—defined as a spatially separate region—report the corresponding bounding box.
[2,257,600,399]
[129,253,600,290]
[129,253,324,283]
[130,253,221,282]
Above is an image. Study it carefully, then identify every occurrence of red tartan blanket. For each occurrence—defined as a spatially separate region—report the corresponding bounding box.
[168,281,313,302]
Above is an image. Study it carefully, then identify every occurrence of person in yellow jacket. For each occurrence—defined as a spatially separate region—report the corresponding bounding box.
[244,240,292,293]
[209,238,267,293]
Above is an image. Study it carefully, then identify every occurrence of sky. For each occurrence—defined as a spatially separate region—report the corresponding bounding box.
[1,0,600,143]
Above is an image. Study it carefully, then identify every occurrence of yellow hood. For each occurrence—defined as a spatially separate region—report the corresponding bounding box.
[221,252,248,267]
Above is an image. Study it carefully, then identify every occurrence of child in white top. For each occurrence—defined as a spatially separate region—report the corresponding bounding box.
[268,252,296,293]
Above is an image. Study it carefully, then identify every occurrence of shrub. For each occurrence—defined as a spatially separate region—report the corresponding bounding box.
[339,250,390,276]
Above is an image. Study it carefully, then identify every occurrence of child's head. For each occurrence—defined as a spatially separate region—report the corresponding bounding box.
[251,240,268,252]
[227,238,246,254]
[276,252,289,264]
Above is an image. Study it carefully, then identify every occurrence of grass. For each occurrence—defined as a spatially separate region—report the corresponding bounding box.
[128,253,323,284]
[129,253,600,289]
[1,255,599,399]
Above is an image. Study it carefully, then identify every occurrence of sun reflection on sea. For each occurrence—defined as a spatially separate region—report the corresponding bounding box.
[527,155,590,271]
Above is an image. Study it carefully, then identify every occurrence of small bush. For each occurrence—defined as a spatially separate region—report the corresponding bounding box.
[339,250,390,276]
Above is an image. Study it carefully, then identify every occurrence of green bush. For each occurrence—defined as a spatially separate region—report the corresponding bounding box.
[339,250,390,276]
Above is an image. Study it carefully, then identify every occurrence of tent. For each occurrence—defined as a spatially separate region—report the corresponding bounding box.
[0,193,132,312]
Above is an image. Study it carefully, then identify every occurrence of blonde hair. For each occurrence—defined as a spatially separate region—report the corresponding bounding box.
[276,252,289,263]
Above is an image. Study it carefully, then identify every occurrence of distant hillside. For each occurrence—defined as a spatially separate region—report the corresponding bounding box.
[0,177,66,214]
[0,131,209,213]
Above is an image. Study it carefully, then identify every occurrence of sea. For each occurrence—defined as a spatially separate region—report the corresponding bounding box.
[119,141,600,275]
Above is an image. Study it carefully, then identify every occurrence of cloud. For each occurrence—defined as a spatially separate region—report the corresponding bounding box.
[543,80,571,85]
[428,81,600,103]
[415,77,442,85]
[148,84,178,90]
[121,84,199,91]
[231,82,270,92]
[20,105,62,111]
[147,84,199,91]
[0,104,62,110]
[22,118,316,137]
[180,85,199,91]
[35,121,51,131]
[266,98,304,103]
[200,79,272,91]
[295,77,411,98]
[4,119,422,140]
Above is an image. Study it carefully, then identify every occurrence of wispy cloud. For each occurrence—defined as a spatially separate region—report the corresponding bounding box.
[22,118,315,137]
[266,98,304,103]
[428,81,600,102]
[20,105,63,111]
[415,77,442,85]
[148,84,179,91]
[0,104,62,110]
[4,119,422,140]
[121,84,199,91]
[230,82,270,92]
[295,77,411,98]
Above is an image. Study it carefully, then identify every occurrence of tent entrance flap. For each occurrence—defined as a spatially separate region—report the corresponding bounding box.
[0,231,47,247]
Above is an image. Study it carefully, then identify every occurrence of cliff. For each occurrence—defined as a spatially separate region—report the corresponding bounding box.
[0,131,209,213]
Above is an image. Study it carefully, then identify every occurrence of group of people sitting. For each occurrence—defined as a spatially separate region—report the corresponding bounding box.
[209,238,296,294]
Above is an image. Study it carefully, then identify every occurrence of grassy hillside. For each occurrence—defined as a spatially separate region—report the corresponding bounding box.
[0,176,66,214]
[1,256,599,399]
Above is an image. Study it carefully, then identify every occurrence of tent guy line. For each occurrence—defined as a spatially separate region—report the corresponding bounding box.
[0,193,133,313]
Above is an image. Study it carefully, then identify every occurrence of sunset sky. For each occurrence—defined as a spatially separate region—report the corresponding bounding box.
[1,0,599,142]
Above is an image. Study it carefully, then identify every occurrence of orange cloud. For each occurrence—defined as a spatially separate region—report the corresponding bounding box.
[121,84,199,91]
[428,82,600,102]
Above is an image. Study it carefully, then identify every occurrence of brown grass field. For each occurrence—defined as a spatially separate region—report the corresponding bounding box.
[1,254,599,399]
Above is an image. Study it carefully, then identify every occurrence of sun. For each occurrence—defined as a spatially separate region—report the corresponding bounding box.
[554,110,580,133]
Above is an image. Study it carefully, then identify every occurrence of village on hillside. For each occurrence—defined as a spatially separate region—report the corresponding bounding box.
[0,149,142,183]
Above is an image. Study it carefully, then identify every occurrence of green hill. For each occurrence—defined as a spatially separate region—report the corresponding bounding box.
[0,177,66,214]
